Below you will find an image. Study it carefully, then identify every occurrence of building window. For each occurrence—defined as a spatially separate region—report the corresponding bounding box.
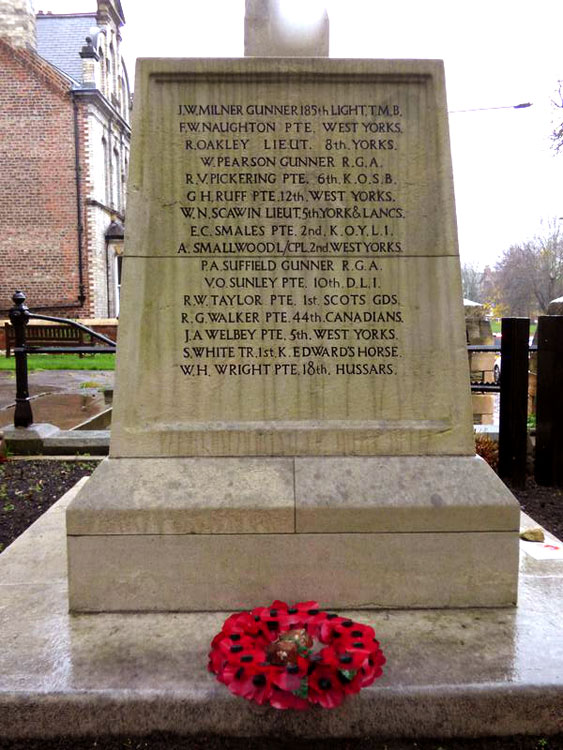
[115,255,122,316]
[102,137,110,205]
[113,148,120,210]
[106,52,112,99]
[119,76,125,117]
[109,42,117,97]
[122,156,128,209]
[99,49,106,96]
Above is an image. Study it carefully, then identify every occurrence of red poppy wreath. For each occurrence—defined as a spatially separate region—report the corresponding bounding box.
[208,600,386,710]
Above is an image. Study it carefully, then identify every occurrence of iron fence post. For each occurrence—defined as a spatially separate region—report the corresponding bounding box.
[535,315,563,487]
[498,317,529,488]
[8,290,33,427]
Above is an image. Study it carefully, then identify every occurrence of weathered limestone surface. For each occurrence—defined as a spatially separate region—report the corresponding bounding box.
[295,455,519,533]
[244,0,329,57]
[67,57,520,611]
[67,455,519,611]
[3,423,60,454]
[111,58,474,459]
[67,457,295,535]
[4,486,563,738]
[68,529,518,612]
[67,455,518,536]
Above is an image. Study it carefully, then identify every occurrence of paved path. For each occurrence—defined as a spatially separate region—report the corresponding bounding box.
[0,370,114,429]
[0,480,562,740]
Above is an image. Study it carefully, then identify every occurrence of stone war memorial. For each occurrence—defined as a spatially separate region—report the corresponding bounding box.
[66,56,521,612]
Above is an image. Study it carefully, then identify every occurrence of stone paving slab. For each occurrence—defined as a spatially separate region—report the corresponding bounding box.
[0,480,562,740]
[44,430,110,455]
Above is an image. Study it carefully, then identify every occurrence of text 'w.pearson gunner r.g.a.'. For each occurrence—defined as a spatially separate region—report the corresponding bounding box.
[65,3,520,613]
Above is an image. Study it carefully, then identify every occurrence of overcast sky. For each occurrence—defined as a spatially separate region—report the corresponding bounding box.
[37,0,563,269]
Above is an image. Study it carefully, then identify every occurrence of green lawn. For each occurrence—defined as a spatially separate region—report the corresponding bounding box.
[0,353,115,371]
[490,319,537,338]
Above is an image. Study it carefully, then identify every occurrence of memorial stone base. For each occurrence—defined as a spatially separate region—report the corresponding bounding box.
[67,455,520,612]
[67,58,522,614]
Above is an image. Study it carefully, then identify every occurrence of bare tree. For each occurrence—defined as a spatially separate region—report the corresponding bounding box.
[552,81,563,154]
[461,263,484,302]
[529,223,563,311]
[493,244,536,316]
[492,221,563,316]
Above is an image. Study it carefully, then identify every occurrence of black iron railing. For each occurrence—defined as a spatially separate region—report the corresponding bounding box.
[8,290,116,428]
[5,293,563,488]
[468,316,563,488]
[535,316,563,487]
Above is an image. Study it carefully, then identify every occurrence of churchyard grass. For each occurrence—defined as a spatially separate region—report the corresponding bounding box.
[490,319,537,338]
[0,353,115,371]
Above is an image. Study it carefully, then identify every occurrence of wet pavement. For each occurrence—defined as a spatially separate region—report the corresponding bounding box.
[0,370,114,431]
[1,369,501,433]
[0,481,562,739]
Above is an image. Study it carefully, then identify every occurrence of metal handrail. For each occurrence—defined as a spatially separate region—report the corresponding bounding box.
[468,344,538,352]
[468,342,538,394]
[28,312,116,347]
[8,290,115,427]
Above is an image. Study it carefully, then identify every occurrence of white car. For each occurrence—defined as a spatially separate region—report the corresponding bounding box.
[493,333,501,384]
[492,334,534,384]
[493,355,501,384]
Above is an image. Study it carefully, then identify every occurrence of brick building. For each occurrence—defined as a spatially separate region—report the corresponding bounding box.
[0,0,130,318]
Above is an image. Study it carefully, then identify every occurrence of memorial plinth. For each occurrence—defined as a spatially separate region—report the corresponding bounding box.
[67,58,520,611]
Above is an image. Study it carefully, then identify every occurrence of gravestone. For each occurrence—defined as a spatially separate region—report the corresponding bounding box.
[66,57,520,612]
[464,300,495,424]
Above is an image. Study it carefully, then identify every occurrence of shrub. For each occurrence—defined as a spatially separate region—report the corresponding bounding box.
[475,433,499,472]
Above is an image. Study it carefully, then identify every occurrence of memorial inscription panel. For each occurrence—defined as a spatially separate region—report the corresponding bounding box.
[111,59,473,457]
[68,58,520,613]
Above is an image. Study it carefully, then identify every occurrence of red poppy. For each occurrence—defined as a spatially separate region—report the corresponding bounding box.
[320,617,376,645]
[251,604,291,641]
[308,666,346,709]
[280,601,324,636]
[217,634,258,655]
[208,644,227,676]
[357,649,387,688]
[318,615,349,643]
[270,655,309,691]
[316,645,372,695]
[319,644,369,672]
[270,687,310,711]
[208,601,385,710]
[211,614,251,647]
[225,665,276,705]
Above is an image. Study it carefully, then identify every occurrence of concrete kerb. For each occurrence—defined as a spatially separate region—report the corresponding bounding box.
[0,480,562,739]
[0,369,114,453]
[2,426,494,458]
[2,424,110,455]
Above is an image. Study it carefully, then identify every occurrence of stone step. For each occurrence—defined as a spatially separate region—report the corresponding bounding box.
[2,423,109,455]
[0,480,562,740]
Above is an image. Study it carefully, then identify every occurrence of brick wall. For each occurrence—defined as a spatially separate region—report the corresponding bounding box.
[0,39,93,316]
